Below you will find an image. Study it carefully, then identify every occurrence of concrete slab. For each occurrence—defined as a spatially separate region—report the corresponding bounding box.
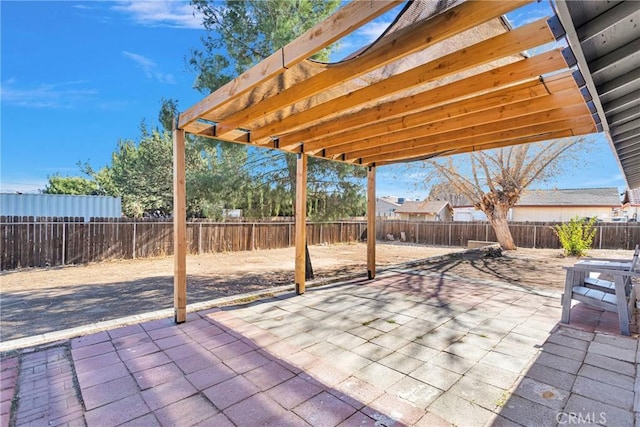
[587,341,636,363]
[577,364,634,390]
[571,376,634,410]
[3,268,638,426]
[513,377,570,411]
[563,394,633,426]
[497,394,559,427]
[524,363,576,392]
[429,392,496,427]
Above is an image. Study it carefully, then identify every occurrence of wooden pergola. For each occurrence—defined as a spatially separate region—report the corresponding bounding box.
[172,0,598,322]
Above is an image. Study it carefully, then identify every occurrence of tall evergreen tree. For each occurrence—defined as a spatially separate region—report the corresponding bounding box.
[188,0,366,219]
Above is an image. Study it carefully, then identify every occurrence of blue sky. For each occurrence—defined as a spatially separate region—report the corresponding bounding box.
[0,1,628,199]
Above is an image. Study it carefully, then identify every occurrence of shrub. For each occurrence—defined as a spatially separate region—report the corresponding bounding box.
[554,216,597,257]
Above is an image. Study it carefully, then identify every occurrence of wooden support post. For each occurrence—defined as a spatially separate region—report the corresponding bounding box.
[173,128,187,323]
[295,153,307,294]
[367,166,376,280]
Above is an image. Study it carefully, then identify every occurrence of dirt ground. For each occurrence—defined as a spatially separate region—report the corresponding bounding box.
[0,242,635,341]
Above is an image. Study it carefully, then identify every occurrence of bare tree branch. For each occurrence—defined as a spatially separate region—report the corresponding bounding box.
[421,137,589,249]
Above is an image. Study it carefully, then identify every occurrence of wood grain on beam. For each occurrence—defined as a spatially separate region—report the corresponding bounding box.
[247,15,551,143]
[273,48,569,150]
[338,88,584,160]
[367,166,376,280]
[295,153,307,295]
[173,129,187,323]
[316,76,582,157]
[178,0,400,128]
[217,1,531,137]
[447,130,580,156]
[279,79,546,151]
[375,129,575,166]
[309,82,568,155]
[359,114,594,164]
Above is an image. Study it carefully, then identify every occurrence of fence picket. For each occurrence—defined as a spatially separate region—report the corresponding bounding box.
[2,217,639,270]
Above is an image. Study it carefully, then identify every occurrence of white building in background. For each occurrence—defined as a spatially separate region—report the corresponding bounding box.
[450,188,622,222]
[511,188,621,222]
[0,193,122,221]
[376,196,407,217]
[453,206,488,222]
[395,200,453,221]
[622,188,640,222]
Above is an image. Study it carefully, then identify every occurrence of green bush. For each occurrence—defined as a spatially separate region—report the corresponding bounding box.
[554,216,597,257]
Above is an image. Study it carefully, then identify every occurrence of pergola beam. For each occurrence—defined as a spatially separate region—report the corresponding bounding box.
[178,0,401,129]
[219,1,529,137]
[451,130,574,155]
[360,114,594,165]
[250,15,552,145]
[280,50,575,152]
[277,49,570,152]
[374,129,574,166]
[347,104,591,164]
[280,79,546,152]
[339,88,585,160]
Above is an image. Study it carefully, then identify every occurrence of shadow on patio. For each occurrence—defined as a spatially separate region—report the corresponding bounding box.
[3,268,638,426]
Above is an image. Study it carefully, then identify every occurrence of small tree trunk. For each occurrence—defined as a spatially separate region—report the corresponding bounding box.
[487,208,516,250]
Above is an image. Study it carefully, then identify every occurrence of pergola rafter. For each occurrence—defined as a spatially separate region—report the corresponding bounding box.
[172,0,600,323]
[203,0,530,140]
[322,84,581,157]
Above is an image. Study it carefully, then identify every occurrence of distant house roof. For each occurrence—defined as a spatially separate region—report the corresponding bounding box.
[517,187,621,207]
[442,195,474,208]
[623,189,640,206]
[395,200,451,214]
[377,196,401,206]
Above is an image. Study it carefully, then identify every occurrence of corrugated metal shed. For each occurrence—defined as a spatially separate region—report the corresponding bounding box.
[0,194,122,221]
[556,1,640,189]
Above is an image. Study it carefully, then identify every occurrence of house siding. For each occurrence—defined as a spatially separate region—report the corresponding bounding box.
[398,205,453,221]
[511,206,613,222]
[376,199,400,217]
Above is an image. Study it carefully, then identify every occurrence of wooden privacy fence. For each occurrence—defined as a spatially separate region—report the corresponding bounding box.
[2,216,640,270]
[0,217,367,270]
[376,220,640,251]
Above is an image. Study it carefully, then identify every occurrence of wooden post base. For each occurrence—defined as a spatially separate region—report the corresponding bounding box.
[174,308,186,324]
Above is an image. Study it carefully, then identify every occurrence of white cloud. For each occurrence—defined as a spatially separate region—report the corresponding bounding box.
[330,20,392,62]
[0,79,97,108]
[122,51,176,84]
[111,1,202,29]
[356,21,393,44]
[0,179,48,194]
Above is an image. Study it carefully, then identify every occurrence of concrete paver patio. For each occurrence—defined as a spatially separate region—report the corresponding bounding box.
[1,267,639,426]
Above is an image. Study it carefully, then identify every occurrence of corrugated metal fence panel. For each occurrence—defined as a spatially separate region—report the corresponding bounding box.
[0,194,121,221]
